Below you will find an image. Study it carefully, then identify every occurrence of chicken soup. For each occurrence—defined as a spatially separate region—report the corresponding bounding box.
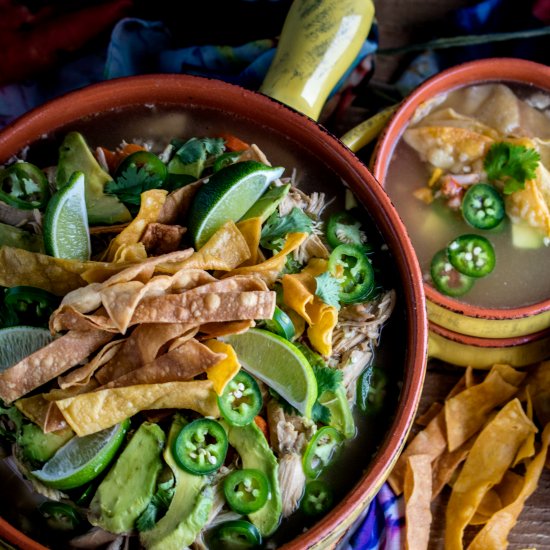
[385,82,550,308]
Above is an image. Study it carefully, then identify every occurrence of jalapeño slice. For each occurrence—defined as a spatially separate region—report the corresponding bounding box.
[223,468,270,514]
[0,162,50,210]
[301,479,333,516]
[172,418,228,475]
[263,306,295,340]
[325,212,366,249]
[328,244,375,304]
[462,183,505,230]
[4,286,59,325]
[447,234,496,278]
[217,371,263,427]
[211,519,262,549]
[302,426,343,479]
[115,151,167,191]
[430,248,475,297]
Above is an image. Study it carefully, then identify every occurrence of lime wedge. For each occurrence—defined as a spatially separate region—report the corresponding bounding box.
[0,326,53,372]
[43,171,91,260]
[32,419,129,490]
[223,328,317,418]
[188,160,284,249]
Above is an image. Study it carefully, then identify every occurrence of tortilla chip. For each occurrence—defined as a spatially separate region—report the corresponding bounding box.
[158,221,250,273]
[445,399,537,550]
[236,217,262,266]
[204,340,241,395]
[418,107,501,139]
[140,222,186,255]
[157,178,204,224]
[468,423,550,550]
[0,330,113,404]
[57,339,126,389]
[404,126,494,171]
[130,290,275,326]
[95,323,195,384]
[226,232,308,285]
[56,380,219,436]
[198,320,255,339]
[444,365,523,452]
[103,189,167,262]
[103,339,224,388]
[306,300,338,357]
[525,360,550,426]
[416,402,443,427]
[50,306,116,333]
[404,454,432,550]
[169,269,217,292]
[15,394,69,433]
[388,411,447,495]
[112,242,148,263]
[513,390,536,466]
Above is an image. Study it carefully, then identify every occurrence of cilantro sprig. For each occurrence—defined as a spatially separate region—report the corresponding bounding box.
[105,164,163,206]
[484,142,540,194]
[171,137,225,165]
[136,478,175,532]
[260,207,313,251]
[314,271,341,309]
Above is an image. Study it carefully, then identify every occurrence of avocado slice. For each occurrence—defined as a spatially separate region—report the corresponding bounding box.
[0,222,44,253]
[17,423,74,463]
[221,420,282,537]
[241,183,290,222]
[56,132,131,225]
[319,385,356,439]
[89,422,165,534]
[140,416,214,550]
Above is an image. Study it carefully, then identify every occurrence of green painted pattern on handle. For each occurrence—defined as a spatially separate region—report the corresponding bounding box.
[260,0,374,121]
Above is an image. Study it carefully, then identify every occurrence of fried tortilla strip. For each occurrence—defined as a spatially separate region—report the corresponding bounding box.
[404,126,493,172]
[0,330,113,404]
[525,360,550,426]
[140,222,186,255]
[204,340,241,395]
[103,339,225,388]
[445,365,524,452]
[198,320,254,339]
[468,423,550,550]
[226,232,307,285]
[95,323,196,384]
[130,290,276,325]
[416,402,443,427]
[56,380,219,436]
[513,390,536,467]
[388,411,447,495]
[112,242,148,263]
[50,306,116,333]
[445,399,537,550]
[0,246,112,295]
[236,217,262,266]
[15,394,68,432]
[103,189,167,262]
[404,454,432,550]
[157,178,204,224]
[58,339,126,389]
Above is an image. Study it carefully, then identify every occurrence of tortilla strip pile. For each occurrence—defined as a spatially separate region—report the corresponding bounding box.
[388,362,550,550]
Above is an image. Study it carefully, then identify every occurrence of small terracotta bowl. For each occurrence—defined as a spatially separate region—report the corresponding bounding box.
[372,58,550,366]
[0,74,427,550]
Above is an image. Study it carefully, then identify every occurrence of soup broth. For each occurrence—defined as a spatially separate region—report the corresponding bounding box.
[385,82,550,309]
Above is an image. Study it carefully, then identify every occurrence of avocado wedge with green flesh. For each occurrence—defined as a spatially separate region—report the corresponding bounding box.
[89,423,165,534]
[140,416,214,550]
[0,222,43,253]
[18,423,74,463]
[221,420,282,537]
[56,132,131,225]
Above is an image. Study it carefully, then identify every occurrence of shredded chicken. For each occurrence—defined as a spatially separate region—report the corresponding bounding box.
[293,233,330,264]
[0,201,42,231]
[267,400,316,456]
[331,290,396,400]
[278,453,306,518]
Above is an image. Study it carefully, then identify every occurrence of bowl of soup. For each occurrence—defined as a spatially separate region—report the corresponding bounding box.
[0,71,428,550]
[373,58,550,366]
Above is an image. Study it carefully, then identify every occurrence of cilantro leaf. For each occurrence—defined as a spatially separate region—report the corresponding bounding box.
[174,137,225,165]
[312,364,343,395]
[105,165,162,205]
[311,401,332,424]
[484,142,541,195]
[280,255,303,275]
[136,478,175,532]
[260,207,313,251]
[315,271,341,309]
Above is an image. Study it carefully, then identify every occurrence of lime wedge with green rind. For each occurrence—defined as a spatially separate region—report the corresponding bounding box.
[32,419,130,490]
[188,160,284,249]
[0,326,53,372]
[223,328,317,418]
[43,171,91,261]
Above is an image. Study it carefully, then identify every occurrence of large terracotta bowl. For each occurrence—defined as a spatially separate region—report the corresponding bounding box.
[372,58,550,367]
[0,74,427,549]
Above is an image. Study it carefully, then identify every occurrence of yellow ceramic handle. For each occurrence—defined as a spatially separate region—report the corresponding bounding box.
[260,0,375,122]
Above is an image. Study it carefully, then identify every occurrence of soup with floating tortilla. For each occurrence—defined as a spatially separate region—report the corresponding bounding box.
[385,82,550,309]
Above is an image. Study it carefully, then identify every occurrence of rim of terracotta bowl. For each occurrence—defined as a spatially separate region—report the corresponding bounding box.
[429,319,550,348]
[0,74,427,550]
[372,57,550,323]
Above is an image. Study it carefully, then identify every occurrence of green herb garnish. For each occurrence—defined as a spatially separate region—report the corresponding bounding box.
[484,142,540,194]
[314,271,341,309]
[105,165,161,205]
[135,478,175,532]
[260,207,313,251]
